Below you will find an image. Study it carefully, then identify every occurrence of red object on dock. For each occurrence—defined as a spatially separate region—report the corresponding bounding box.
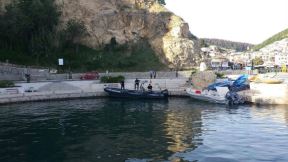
[80,71,99,80]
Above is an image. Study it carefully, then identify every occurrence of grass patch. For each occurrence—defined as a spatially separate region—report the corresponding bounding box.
[0,80,15,88]
[0,40,167,72]
[215,72,225,79]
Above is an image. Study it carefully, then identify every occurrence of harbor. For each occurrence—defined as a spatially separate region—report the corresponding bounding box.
[1,0,288,161]
[0,71,288,105]
[1,98,288,162]
[0,78,189,104]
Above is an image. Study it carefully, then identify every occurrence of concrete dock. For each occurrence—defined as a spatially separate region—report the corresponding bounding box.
[0,79,190,104]
[1,71,288,105]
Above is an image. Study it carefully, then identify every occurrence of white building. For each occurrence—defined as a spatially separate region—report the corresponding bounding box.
[233,38,288,66]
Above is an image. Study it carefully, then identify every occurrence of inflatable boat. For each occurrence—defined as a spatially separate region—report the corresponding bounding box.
[104,87,169,99]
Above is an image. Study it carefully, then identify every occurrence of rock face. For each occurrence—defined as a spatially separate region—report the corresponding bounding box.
[1,0,201,68]
[0,0,10,13]
[56,0,201,68]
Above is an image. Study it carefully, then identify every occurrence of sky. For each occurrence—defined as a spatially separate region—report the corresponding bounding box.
[165,0,288,44]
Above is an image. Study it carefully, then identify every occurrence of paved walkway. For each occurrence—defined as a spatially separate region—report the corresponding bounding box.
[0,78,190,104]
[1,72,288,105]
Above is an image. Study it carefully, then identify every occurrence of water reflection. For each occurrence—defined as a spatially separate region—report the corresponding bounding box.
[2,99,287,162]
[250,104,288,126]
[0,98,205,162]
[173,104,288,162]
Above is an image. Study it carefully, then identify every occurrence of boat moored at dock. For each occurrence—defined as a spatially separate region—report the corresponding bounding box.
[187,75,250,105]
[104,87,169,99]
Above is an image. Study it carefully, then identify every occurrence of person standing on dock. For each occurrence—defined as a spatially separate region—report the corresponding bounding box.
[149,70,153,79]
[120,80,125,90]
[153,71,156,79]
[135,78,140,90]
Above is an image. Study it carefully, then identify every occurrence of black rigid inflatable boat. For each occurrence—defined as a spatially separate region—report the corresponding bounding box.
[104,87,169,99]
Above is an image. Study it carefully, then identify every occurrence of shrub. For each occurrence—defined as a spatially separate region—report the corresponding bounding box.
[0,80,15,88]
[100,75,125,83]
[191,68,198,75]
[215,72,225,79]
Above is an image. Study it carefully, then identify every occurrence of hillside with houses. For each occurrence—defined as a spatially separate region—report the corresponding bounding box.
[203,29,288,70]
[230,38,288,67]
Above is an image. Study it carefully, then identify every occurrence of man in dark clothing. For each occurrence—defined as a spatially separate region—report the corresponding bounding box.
[120,80,125,90]
[147,84,152,91]
[135,78,140,90]
[25,74,31,83]
[153,71,156,79]
[149,70,153,79]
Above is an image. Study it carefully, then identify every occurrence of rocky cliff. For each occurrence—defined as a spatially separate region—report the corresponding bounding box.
[1,0,201,68]
[56,0,201,68]
[0,0,10,12]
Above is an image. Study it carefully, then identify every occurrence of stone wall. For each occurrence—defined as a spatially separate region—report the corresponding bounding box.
[0,63,49,81]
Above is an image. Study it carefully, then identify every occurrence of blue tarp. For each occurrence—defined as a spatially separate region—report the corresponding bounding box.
[232,74,248,87]
[207,74,249,91]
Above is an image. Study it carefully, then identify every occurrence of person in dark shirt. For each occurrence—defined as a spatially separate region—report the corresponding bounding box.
[147,84,152,91]
[25,74,31,83]
[135,78,140,90]
[120,80,125,90]
[149,70,153,79]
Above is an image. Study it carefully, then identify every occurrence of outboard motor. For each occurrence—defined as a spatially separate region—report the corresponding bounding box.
[225,74,249,105]
[161,89,169,98]
[225,91,245,105]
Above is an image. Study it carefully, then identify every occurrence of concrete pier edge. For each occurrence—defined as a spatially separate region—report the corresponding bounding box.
[0,79,190,105]
[0,92,190,105]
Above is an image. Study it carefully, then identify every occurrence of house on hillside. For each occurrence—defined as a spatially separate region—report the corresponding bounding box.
[210,57,230,70]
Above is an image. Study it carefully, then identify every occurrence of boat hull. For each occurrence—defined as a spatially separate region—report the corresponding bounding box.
[186,88,227,104]
[187,93,227,104]
[104,88,169,99]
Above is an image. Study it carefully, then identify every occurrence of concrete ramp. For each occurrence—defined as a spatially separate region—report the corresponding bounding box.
[38,82,81,92]
[243,83,288,105]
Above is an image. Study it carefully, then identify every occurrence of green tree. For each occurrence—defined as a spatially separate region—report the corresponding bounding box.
[65,19,87,54]
[157,0,166,5]
[199,39,208,47]
[0,0,60,65]
[253,57,264,66]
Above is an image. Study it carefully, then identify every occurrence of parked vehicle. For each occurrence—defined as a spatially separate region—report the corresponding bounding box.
[80,71,99,80]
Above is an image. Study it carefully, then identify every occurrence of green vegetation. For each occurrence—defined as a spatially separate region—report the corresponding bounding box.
[0,0,60,65]
[0,0,166,72]
[0,37,166,72]
[64,19,87,55]
[0,80,15,88]
[202,38,253,52]
[56,39,166,72]
[253,28,288,51]
[252,57,264,66]
[100,75,125,83]
[157,0,166,5]
[215,72,225,79]
[191,68,198,75]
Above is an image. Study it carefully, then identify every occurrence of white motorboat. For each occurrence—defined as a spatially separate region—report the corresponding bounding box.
[186,87,229,104]
[187,74,250,105]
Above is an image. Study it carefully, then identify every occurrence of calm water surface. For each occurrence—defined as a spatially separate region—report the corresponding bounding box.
[0,98,288,162]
